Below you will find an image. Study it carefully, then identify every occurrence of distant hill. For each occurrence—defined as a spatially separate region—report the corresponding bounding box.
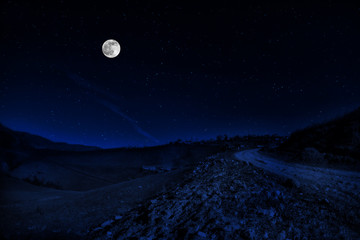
[0,123,100,152]
[278,107,360,169]
[0,123,222,191]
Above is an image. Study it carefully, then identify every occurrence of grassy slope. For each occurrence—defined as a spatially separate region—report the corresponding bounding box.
[0,167,191,239]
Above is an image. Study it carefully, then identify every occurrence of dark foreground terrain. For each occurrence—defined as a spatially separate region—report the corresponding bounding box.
[0,144,220,239]
[88,151,360,240]
[1,145,359,239]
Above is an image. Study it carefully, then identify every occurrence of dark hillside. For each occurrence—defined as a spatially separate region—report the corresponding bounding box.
[277,107,360,169]
[0,123,100,152]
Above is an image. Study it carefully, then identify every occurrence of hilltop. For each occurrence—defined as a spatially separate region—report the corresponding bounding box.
[275,107,360,170]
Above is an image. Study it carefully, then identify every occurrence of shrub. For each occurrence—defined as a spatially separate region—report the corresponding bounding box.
[24,176,62,189]
[301,147,324,163]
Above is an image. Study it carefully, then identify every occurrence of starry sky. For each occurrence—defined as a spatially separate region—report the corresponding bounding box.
[1,1,360,148]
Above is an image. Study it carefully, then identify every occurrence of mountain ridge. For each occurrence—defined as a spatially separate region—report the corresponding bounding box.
[0,123,101,152]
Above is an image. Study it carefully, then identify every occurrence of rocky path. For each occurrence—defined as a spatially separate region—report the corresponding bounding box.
[88,151,360,240]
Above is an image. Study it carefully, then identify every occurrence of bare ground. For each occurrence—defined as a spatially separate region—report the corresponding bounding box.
[88,150,360,240]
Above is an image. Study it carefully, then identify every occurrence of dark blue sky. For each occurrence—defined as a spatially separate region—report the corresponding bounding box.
[1,1,360,148]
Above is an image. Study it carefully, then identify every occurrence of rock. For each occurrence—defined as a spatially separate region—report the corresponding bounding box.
[268,208,276,218]
[198,231,206,238]
[302,147,324,163]
[92,227,103,232]
[201,194,208,201]
[278,230,286,240]
[101,220,114,228]
[319,198,329,205]
[0,161,9,173]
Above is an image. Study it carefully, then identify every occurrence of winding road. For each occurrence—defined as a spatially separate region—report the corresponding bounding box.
[234,149,360,202]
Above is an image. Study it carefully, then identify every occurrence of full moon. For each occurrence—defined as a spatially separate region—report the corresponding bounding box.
[102,39,121,58]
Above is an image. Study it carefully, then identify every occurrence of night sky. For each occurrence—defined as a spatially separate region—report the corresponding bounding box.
[1,1,360,148]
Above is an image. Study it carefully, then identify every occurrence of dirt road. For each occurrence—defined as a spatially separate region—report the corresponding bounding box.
[234,149,360,204]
